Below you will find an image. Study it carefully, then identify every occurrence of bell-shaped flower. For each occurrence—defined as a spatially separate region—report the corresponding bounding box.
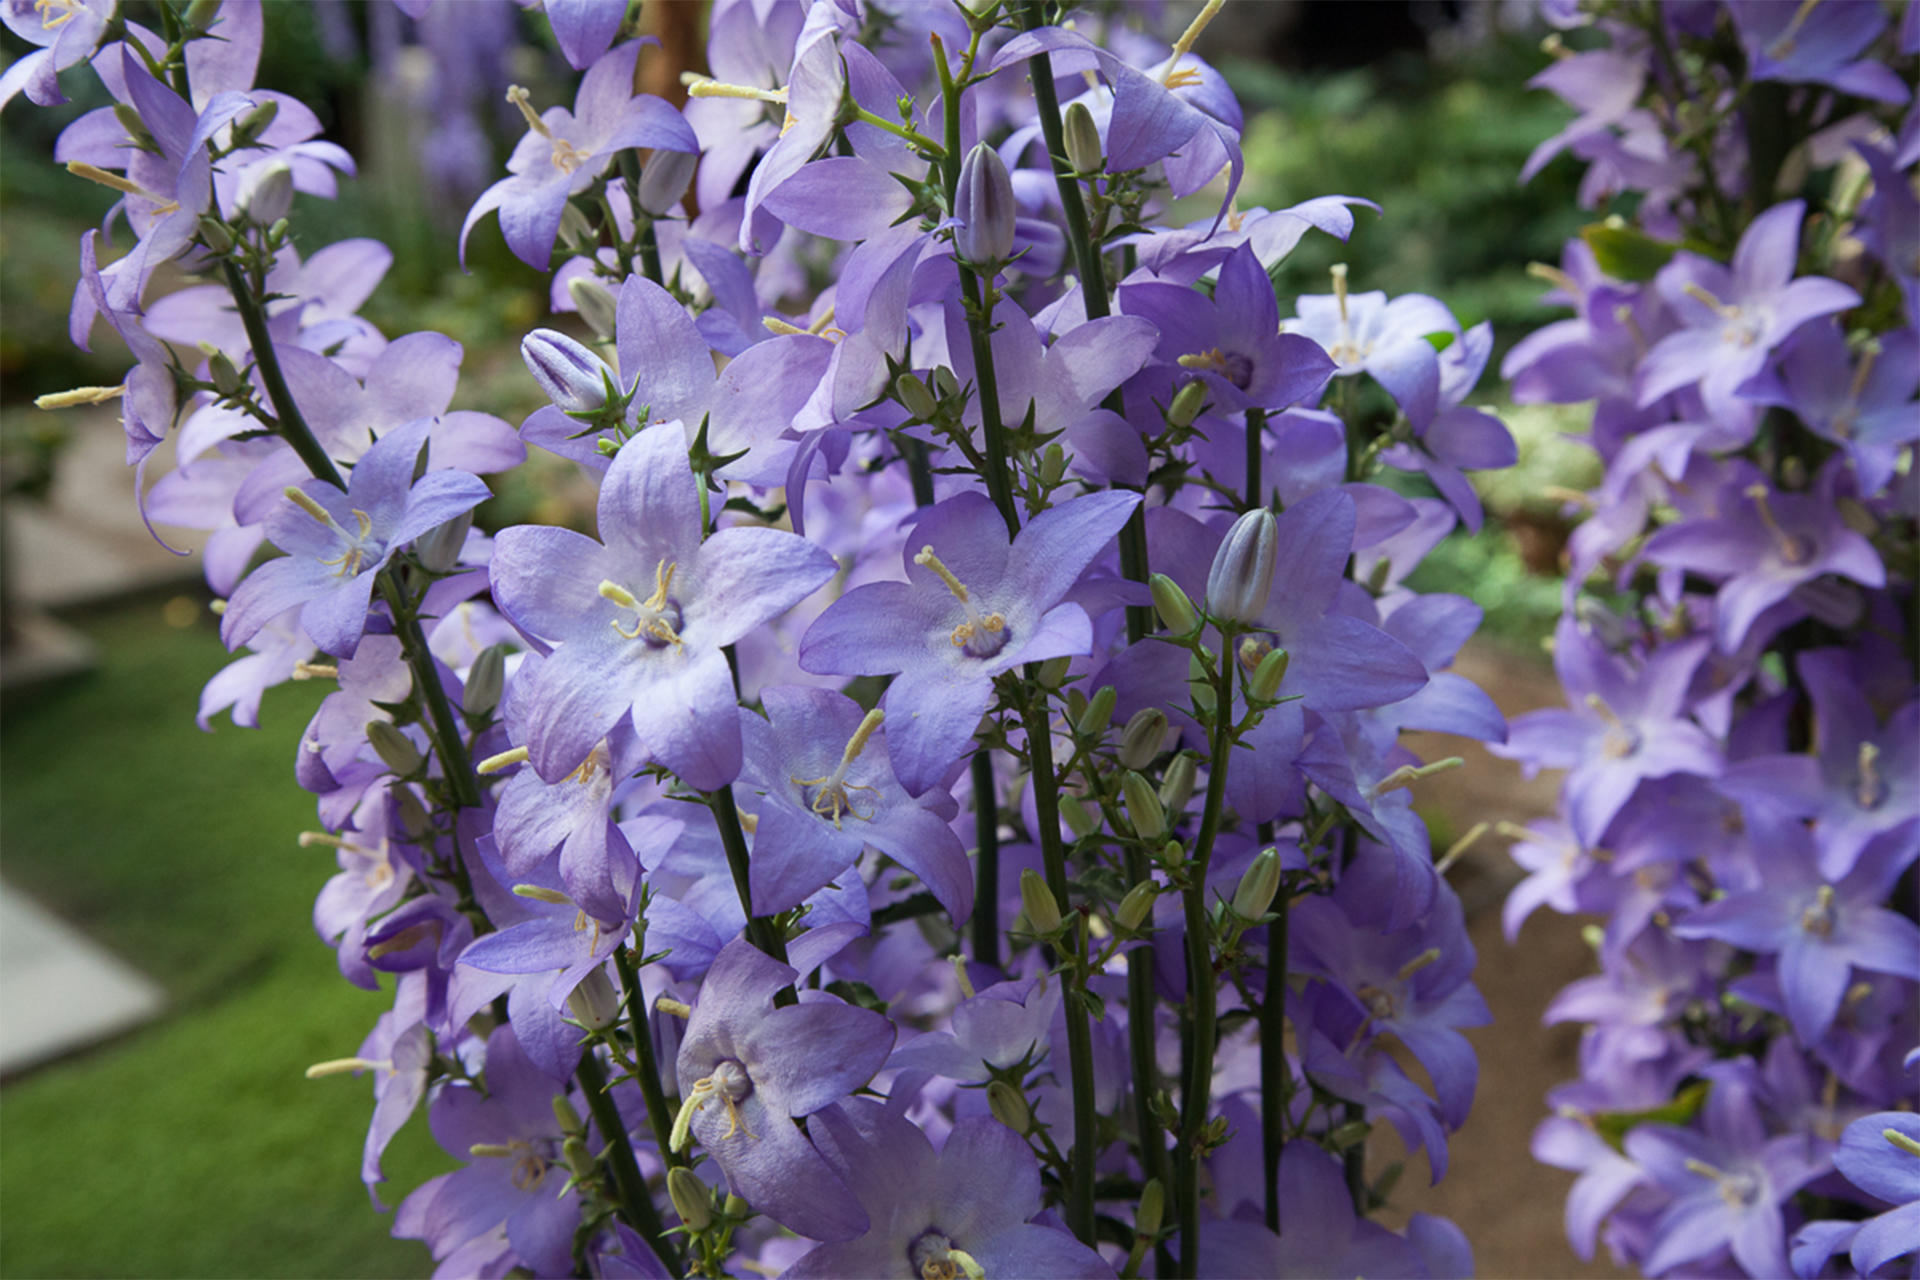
[1730,0,1911,103]
[735,686,972,921]
[0,0,113,108]
[798,489,1139,795]
[1196,1143,1427,1279]
[461,41,697,269]
[222,420,492,659]
[489,425,835,789]
[1739,321,1919,495]
[673,938,895,1242]
[1288,274,1459,427]
[788,1100,1113,1276]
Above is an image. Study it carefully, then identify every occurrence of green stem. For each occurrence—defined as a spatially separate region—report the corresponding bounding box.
[377,575,483,810]
[1259,855,1289,1234]
[1021,689,1097,1247]
[223,259,344,490]
[575,1048,679,1276]
[958,267,1020,537]
[849,105,946,159]
[1245,409,1266,513]
[1175,643,1235,1278]
[1020,5,1110,319]
[1123,838,1169,1251]
[637,218,665,288]
[708,787,790,968]
[969,748,1001,968]
[613,945,683,1180]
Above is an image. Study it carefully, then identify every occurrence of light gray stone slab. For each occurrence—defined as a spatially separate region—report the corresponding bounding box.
[0,883,165,1075]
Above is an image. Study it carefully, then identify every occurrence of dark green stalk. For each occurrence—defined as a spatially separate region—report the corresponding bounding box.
[1174,644,1235,1278]
[576,1048,679,1276]
[958,266,1020,537]
[1022,692,1098,1246]
[376,576,484,810]
[708,786,789,967]
[1342,1100,1368,1214]
[1123,839,1169,1252]
[637,218,665,288]
[901,436,937,508]
[1259,866,1289,1234]
[223,259,344,490]
[1245,410,1266,513]
[969,749,1001,968]
[614,946,683,1178]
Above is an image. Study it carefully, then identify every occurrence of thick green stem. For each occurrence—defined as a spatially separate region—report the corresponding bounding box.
[377,576,483,810]
[708,786,790,968]
[1123,839,1169,1244]
[901,436,937,508]
[958,266,1021,537]
[969,748,1001,968]
[614,946,683,1177]
[223,259,344,490]
[1245,410,1267,513]
[1175,644,1234,1278]
[637,218,665,288]
[1022,691,1098,1246]
[576,1048,679,1276]
[1259,868,1289,1234]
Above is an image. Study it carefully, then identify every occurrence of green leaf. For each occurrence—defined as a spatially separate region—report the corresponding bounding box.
[1579,221,1679,282]
[1424,330,1455,353]
[1592,1080,1711,1151]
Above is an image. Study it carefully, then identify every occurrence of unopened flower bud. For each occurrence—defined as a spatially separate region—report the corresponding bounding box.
[522,329,613,414]
[1039,442,1067,487]
[1020,868,1062,934]
[568,277,619,340]
[183,0,223,33]
[986,1080,1031,1134]
[932,366,960,399]
[266,216,291,246]
[552,1094,585,1135]
[1058,793,1100,838]
[391,785,434,840]
[894,372,938,420]
[1231,847,1282,920]
[1167,379,1207,429]
[562,1134,596,1180]
[1136,1178,1164,1238]
[1063,101,1103,175]
[1036,656,1071,689]
[197,215,234,254]
[464,644,507,720]
[1076,685,1117,740]
[566,967,621,1029]
[1206,508,1278,625]
[1149,573,1198,635]
[1329,1120,1371,1150]
[230,98,279,148]
[207,350,243,398]
[558,200,594,250]
[244,161,294,225]
[668,1167,713,1230]
[1248,646,1290,703]
[366,721,424,776]
[1159,754,1197,815]
[112,103,158,154]
[413,510,472,573]
[1116,880,1157,931]
[1203,1115,1231,1146]
[1121,771,1166,841]
[1188,651,1216,715]
[954,142,1015,265]
[1118,708,1169,769]
[636,149,698,217]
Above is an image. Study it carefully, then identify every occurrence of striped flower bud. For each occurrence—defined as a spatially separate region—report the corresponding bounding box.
[463,644,508,720]
[668,1167,713,1231]
[243,161,294,226]
[566,967,621,1029]
[1116,880,1157,931]
[1058,793,1100,838]
[1231,847,1282,920]
[366,721,423,776]
[986,1080,1031,1134]
[1167,378,1207,429]
[1118,708,1169,769]
[636,149,698,217]
[1159,754,1197,815]
[567,277,619,340]
[1076,685,1117,740]
[1121,771,1166,841]
[413,510,472,573]
[522,329,613,413]
[1020,868,1062,934]
[1063,101,1103,175]
[954,142,1015,266]
[1205,507,1278,625]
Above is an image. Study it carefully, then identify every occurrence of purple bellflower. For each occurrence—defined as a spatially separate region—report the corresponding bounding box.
[489,424,835,788]
[672,938,895,1242]
[0,0,114,108]
[789,1099,1115,1277]
[222,420,492,659]
[799,489,1139,796]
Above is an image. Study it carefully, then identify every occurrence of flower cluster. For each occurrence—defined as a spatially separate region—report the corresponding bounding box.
[1500,3,1919,1276]
[17,1,1519,1275]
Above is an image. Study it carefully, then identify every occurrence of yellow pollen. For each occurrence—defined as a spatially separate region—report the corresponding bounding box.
[477,745,531,775]
[317,509,376,578]
[601,561,683,647]
[34,384,125,410]
[654,997,693,1019]
[1178,348,1231,372]
[914,546,1007,651]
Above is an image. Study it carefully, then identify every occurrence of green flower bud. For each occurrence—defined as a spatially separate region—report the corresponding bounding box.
[207,350,243,398]
[552,1094,585,1135]
[1058,793,1100,839]
[567,276,619,340]
[562,1134,595,1181]
[1231,847,1282,921]
[565,967,621,1030]
[183,0,223,33]
[558,201,595,250]
[1149,573,1198,635]
[197,215,234,254]
[1115,880,1157,931]
[1167,379,1207,429]
[932,366,960,399]
[366,720,423,776]
[391,785,434,840]
[463,644,508,720]
[1036,655,1072,689]
[1329,1120,1371,1150]
[1248,646,1290,703]
[1039,442,1067,487]
[1121,771,1166,841]
[1117,707,1169,769]
[1187,650,1217,716]
[1019,868,1062,934]
[112,103,158,154]
[1075,685,1117,740]
[229,98,279,148]
[413,510,473,573]
[1158,754,1197,816]
[1062,101,1103,175]
[986,1080,1031,1134]
[1135,1178,1164,1239]
[894,372,938,421]
[668,1167,713,1231]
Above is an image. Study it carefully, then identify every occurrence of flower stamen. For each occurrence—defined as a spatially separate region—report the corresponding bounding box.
[914,546,1009,657]
[790,707,886,828]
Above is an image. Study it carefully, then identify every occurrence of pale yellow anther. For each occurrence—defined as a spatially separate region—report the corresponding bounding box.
[1330,262,1350,325]
[1745,485,1811,565]
[505,85,554,139]
[1371,757,1463,797]
[34,385,126,410]
[478,745,532,775]
[469,1142,517,1159]
[513,884,573,905]
[1160,0,1223,88]
[1832,342,1880,438]
[1768,0,1823,59]
[1397,947,1442,982]
[915,546,1007,652]
[763,317,810,337]
[682,74,789,105]
[1856,741,1885,809]
[602,561,685,646]
[915,546,971,601]
[654,997,694,1020]
[1178,349,1231,372]
[951,954,976,1001]
[1685,1157,1725,1181]
[1886,1127,1920,1158]
[36,0,80,30]
[1435,821,1490,876]
[807,305,838,336]
[1527,261,1582,298]
[304,1056,387,1079]
[65,162,179,215]
[291,661,339,681]
[1801,883,1838,937]
[791,708,886,828]
[600,579,641,610]
[284,486,335,525]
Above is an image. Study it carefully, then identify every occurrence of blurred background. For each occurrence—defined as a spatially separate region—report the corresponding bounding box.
[1,3,1616,1275]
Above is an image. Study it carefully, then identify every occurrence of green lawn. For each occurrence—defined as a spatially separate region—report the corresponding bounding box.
[1,598,446,1278]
